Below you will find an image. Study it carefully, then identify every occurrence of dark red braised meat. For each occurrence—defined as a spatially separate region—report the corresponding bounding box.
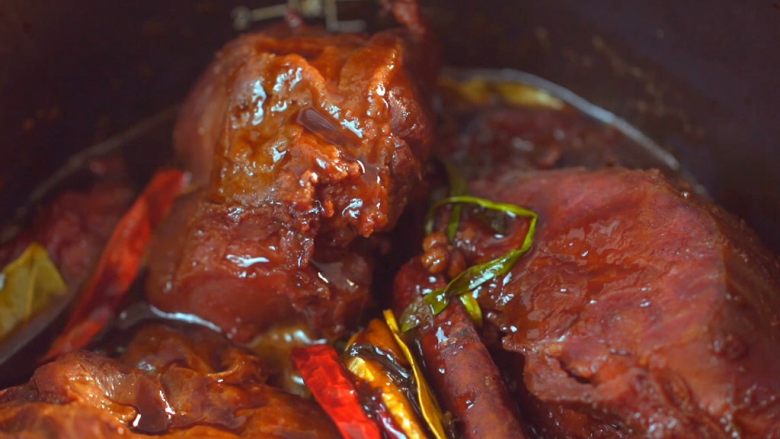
[400,167,780,438]
[2,1,780,437]
[148,10,435,341]
[0,324,339,438]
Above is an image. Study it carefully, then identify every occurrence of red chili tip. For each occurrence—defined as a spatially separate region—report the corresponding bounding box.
[292,345,382,439]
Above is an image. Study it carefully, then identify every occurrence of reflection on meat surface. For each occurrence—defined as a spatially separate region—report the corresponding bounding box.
[0,324,338,438]
[147,192,372,340]
[176,20,431,242]
[149,15,435,340]
[458,168,780,437]
[174,23,433,239]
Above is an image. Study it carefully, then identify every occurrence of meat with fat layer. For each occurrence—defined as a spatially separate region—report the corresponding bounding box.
[0,324,339,438]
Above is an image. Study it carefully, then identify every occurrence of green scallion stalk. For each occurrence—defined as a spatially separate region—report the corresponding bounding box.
[443,161,467,240]
[402,196,538,332]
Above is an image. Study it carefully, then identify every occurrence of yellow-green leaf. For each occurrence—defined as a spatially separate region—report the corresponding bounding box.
[0,244,67,339]
[384,310,450,439]
[492,82,564,109]
[458,293,483,327]
[439,76,564,110]
[442,161,467,240]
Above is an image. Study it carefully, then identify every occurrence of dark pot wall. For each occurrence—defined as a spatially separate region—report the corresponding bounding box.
[1,0,778,249]
[425,0,780,251]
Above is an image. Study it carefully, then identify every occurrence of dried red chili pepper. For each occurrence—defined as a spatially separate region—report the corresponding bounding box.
[42,169,188,361]
[292,344,382,439]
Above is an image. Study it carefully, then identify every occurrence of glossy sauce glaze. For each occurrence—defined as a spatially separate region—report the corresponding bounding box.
[0,13,777,435]
[0,69,701,437]
[472,169,780,437]
[389,74,780,437]
[146,14,437,342]
[0,324,339,437]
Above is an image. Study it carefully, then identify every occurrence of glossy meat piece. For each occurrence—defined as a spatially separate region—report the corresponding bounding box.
[174,23,433,241]
[0,324,339,438]
[393,257,527,439]
[462,168,780,437]
[153,16,435,339]
[147,191,371,341]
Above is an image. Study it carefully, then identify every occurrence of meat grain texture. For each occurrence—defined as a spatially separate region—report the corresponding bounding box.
[464,168,780,437]
[148,18,435,341]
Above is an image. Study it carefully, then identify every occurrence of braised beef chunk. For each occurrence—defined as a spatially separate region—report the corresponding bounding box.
[147,191,372,341]
[0,324,339,438]
[149,16,435,341]
[5,1,780,435]
[173,23,433,238]
[454,168,780,437]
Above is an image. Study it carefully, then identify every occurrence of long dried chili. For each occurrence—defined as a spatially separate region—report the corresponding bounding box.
[292,344,382,439]
[42,169,187,360]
